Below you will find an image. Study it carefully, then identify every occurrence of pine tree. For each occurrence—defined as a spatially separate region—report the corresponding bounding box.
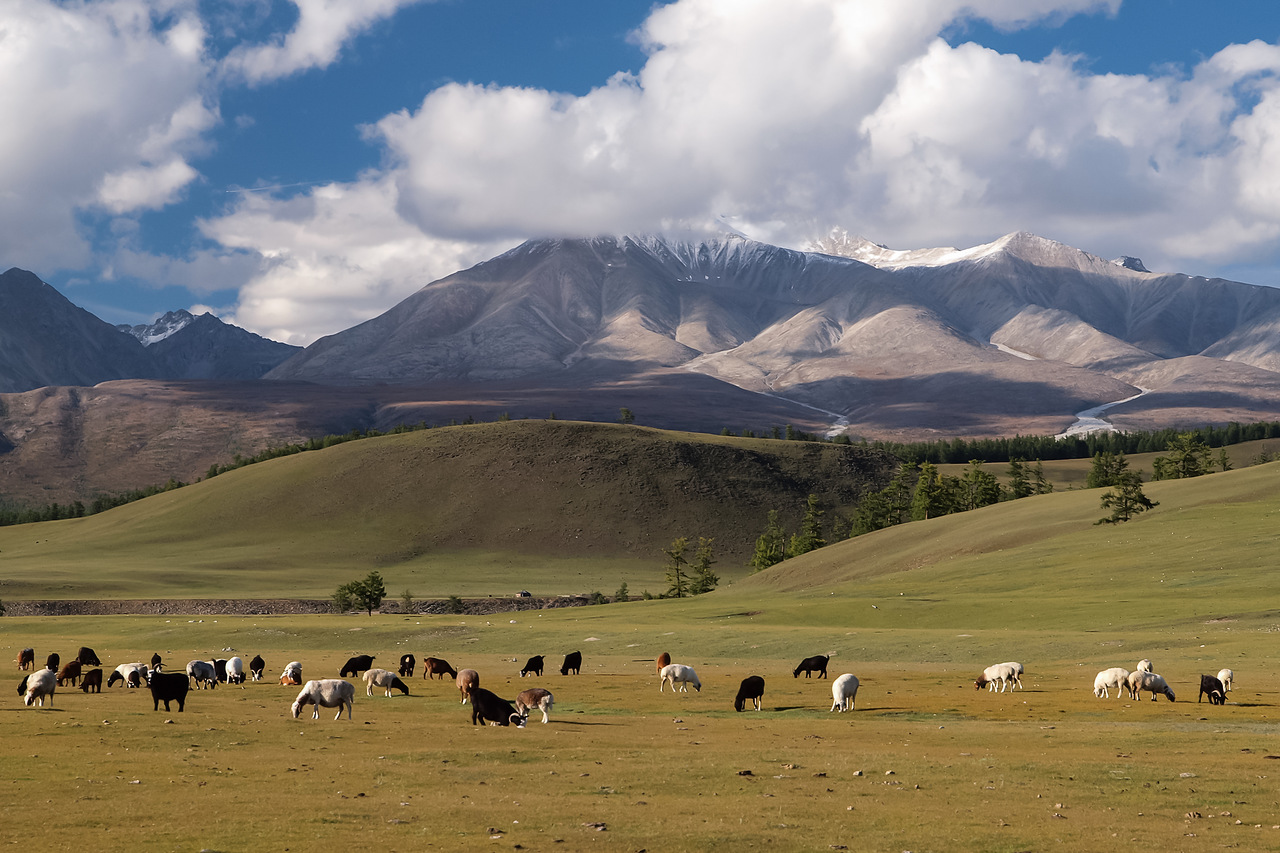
[787,494,826,557]
[1086,451,1130,488]
[958,460,1003,511]
[1095,471,1159,524]
[1152,432,1214,480]
[663,537,690,598]
[910,462,950,520]
[749,510,787,572]
[690,537,719,594]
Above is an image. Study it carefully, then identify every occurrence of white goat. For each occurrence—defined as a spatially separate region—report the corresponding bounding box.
[830,673,859,712]
[1136,658,1153,673]
[291,679,355,720]
[186,660,217,689]
[225,656,245,685]
[1126,670,1175,702]
[1217,668,1234,692]
[1093,667,1130,698]
[279,661,303,686]
[975,662,1022,692]
[362,668,409,697]
[515,687,554,724]
[22,669,56,707]
[659,663,701,693]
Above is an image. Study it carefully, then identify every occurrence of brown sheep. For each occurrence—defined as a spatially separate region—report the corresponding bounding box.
[17,648,34,671]
[80,668,103,693]
[656,652,670,675]
[56,660,82,687]
[424,657,458,680]
[456,668,479,704]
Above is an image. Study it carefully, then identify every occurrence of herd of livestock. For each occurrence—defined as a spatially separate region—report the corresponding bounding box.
[14,645,1239,720]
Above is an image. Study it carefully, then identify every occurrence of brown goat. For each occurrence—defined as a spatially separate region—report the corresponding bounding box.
[656,652,671,675]
[456,668,479,704]
[423,657,458,680]
[57,660,82,687]
[80,668,103,693]
[16,648,33,671]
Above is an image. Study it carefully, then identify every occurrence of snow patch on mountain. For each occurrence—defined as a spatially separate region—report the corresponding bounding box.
[117,309,195,345]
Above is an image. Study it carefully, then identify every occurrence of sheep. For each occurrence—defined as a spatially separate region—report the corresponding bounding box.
[520,655,544,677]
[456,669,479,704]
[150,653,163,671]
[225,657,245,685]
[249,655,266,682]
[467,685,522,727]
[339,655,376,678]
[423,658,457,680]
[362,668,409,697]
[76,647,101,667]
[398,654,415,678]
[1217,668,1234,692]
[149,671,190,711]
[793,655,830,679]
[186,660,217,689]
[1126,670,1175,702]
[515,687,554,724]
[1136,658,1153,673]
[830,673,860,712]
[656,652,670,675]
[560,651,581,676]
[659,663,701,693]
[1093,667,1130,699]
[22,669,56,707]
[975,662,1023,693]
[734,676,765,711]
[214,659,228,683]
[1198,674,1226,705]
[56,660,82,687]
[80,668,103,693]
[108,663,150,688]
[279,661,303,686]
[16,648,33,670]
[45,652,60,672]
[292,679,355,720]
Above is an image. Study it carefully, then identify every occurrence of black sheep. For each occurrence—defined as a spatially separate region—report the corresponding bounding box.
[80,669,103,693]
[467,686,521,726]
[249,655,266,681]
[560,651,581,676]
[76,647,102,667]
[793,655,829,679]
[1198,674,1226,705]
[45,652,60,673]
[149,671,191,712]
[399,654,415,678]
[734,675,766,712]
[340,655,376,678]
[520,655,544,677]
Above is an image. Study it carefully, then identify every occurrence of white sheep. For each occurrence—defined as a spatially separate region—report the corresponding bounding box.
[23,669,56,707]
[515,687,554,724]
[279,661,303,686]
[1093,667,1130,698]
[1217,668,1234,692]
[362,668,409,697]
[1136,658,1153,673]
[108,663,150,688]
[225,657,245,685]
[975,662,1022,692]
[186,660,217,689]
[830,673,859,712]
[1126,670,1175,702]
[659,663,701,693]
[291,679,355,720]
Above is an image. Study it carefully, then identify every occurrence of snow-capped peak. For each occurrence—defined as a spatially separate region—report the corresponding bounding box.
[117,309,195,346]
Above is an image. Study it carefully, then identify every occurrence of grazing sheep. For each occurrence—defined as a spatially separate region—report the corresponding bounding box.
[659,663,701,693]
[362,668,409,697]
[398,654,415,678]
[279,661,303,686]
[456,669,479,704]
[1093,667,1131,699]
[1126,670,1175,702]
[108,663,150,688]
[423,657,457,680]
[793,655,830,679]
[45,652,59,672]
[214,659,229,683]
[830,673,860,712]
[225,657,245,685]
[56,660,82,687]
[22,669,56,707]
[339,655,376,678]
[186,660,217,689]
[975,662,1023,693]
[1136,658,1153,673]
[515,687,554,724]
[734,676,765,712]
[150,653,163,671]
[560,651,581,676]
[149,671,190,711]
[656,652,670,675]
[1198,674,1226,705]
[76,647,101,667]
[16,648,34,670]
[1217,668,1234,692]
[520,655,544,677]
[249,655,266,681]
[467,686,522,727]
[292,679,355,720]
[80,668,103,693]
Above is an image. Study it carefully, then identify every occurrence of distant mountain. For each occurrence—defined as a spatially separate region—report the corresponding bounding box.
[117,309,196,344]
[142,312,300,380]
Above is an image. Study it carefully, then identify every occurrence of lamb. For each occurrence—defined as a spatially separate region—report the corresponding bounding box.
[108,663,150,688]
[520,655,544,677]
[225,657,245,685]
[362,668,409,697]
[16,648,33,670]
[1126,670,1175,702]
[22,669,56,707]
[560,651,581,676]
[56,660,82,687]
[793,655,829,679]
[1136,658,1153,673]
[466,685,522,727]
[339,655,375,678]
[1217,668,1234,692]
[515,687,554,724]
[830,673,860,712]
[456,669,479,704]
[734,675,765,711]
[80,668,103,693]
[424,657,457,680]
[76,647,101,667]
[659,663,701,693]
[1093,667,1130,699]
[249,655,266,681]
[398,654,415,678]
[1198,674,1226,705]
[186,660,217,689]
[291,679,355,720]
[975,662,1023,693]
[656,652,670,675]
[149,671,190,711]
[279,661,303,686]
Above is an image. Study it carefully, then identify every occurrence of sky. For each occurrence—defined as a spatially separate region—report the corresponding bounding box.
[6,0,1280,346]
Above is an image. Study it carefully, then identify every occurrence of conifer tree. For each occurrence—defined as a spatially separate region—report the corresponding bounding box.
[1095,471,1158,524]
[749,510,787,572]
[690,537,719,594]
[663,537,690,598]
[787,494,826,557]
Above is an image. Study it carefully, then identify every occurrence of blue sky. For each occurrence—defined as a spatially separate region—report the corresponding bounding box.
[6,0,1280,344]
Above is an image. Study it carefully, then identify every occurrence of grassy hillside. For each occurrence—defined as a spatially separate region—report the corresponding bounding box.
[0,420,894,600]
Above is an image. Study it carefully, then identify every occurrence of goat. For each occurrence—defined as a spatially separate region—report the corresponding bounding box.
[22,669,56,707]
[467,685,522,727]
[80,668,103,693]
[398,654,415,678]
[214,659,228,683]
[423,657,457,680]
[362,668,409,697]
[279,661,303,686]
[149,671,190,711]
[1198,674,1226,705]
[292,679,355,720]
[249,655,266,682]
[76,647,101,667]
[16,648,34,671]
[520,655,544,678]
[515,687,554,724]
[45,652,59,673]
[560,651,581,676]
[734,676,765,711]
[659,663,701,693]
[339,655,376,678]
[457,669,479,704]
[793,655,829,679]
[56,660,82,687]
[150,653,163,671]
[830,673,860,712]
[225,657,245,685]
[656,652,670,675]
[186,660,217,689]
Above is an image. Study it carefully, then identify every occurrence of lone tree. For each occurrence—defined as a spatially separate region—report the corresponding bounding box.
[333,571,387,615]
[690,537,719,595]
[1095,471,1159,525]
[663,537,690,598]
